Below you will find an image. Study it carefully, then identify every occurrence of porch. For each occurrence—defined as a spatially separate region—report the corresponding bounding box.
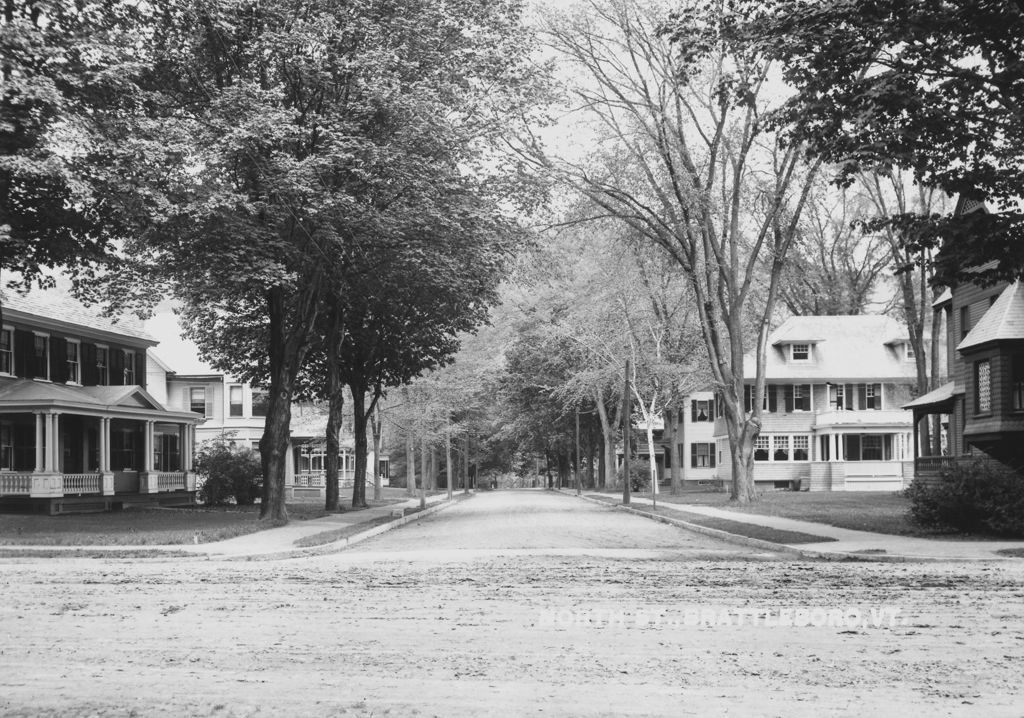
[0,381,200,513]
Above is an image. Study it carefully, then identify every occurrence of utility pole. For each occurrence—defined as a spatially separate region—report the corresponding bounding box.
[575,408,581,496]
[446,430,453,502]
[622,358,631,506]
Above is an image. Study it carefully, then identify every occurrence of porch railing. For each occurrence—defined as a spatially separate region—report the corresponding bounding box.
[0,473,33,495]
[62,473,102,494]
[157,472,187,491]
[295,471,326,488]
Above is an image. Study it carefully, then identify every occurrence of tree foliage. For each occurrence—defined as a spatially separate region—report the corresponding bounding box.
[744,0,1024,286]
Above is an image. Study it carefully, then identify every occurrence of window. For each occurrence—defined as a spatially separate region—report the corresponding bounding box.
[754,435,769,462]
[904,342,916,361]
[975,360,991,414]
[96,346,109,385]
[773,435,790,461]
[33,334,50,380]
[843,434,894,461]
[691,399,713,422]
[65,340,80,383]
[862,383,882,410]
[791,343,810,361]
[961,305,970,341]
[819,435,831,462]
[229,385,244,417]
[1013,356,1024,412]
[831,383,847,410]
[251,389,269,417]
[691,442,715,468]
[0,422,12,470]
[190,387,207,416]
[378,458,390,479]
[787,384,811,412]
[0,328,11,374]
[793,435,809,461]
[112,428,138,470]
[123,349,135,384]
[154,431,180,472]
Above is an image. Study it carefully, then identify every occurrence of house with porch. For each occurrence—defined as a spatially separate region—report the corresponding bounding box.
[0,290,200,514]
[146,312,388,502]
[712,315,918,491]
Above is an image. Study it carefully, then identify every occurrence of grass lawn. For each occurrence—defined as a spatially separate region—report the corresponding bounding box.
[0,487,426,546]
[607,489,987,539]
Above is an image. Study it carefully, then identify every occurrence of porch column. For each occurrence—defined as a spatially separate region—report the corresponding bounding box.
[43,412,56,472]
[99,418,110,473]
[143,420,154,472]
[34,412,44,472]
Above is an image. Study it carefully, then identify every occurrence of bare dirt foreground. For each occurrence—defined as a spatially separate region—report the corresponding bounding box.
[1,491,1022,718]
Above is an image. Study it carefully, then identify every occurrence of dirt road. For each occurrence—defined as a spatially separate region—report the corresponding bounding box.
[1,491,1022,717]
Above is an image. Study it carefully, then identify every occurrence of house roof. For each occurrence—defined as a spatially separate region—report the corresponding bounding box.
[1,288,155,343]
[747,315,918,381]
[902,381,957,411]
[957,281,1024,351]
[0,378,198,421]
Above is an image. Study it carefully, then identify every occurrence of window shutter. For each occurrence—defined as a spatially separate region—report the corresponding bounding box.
[857,384,867,410]
[136,351,146,388]
[768,385,778,413]
[50,337,67,383]
[81,343,96,385]
[802,384,812,411]
[205,386,215,418]
[110,348,124,386]
[708,400,715,422]
[14,329,32,378]
[691,400,698,423]
[843,384,853,410]
[709,447,716,468]
[744,385,751,412]
[784,385,794,413]
[690,444,697,469]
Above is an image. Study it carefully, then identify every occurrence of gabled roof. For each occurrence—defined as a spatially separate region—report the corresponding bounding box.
[902,381,957,411]
[1,288,155,344]
[0,378,192,418]
[747,315,917,381]
[957,281,1024,351]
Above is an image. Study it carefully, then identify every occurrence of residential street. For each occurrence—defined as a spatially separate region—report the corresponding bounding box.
[1,491,1022,717]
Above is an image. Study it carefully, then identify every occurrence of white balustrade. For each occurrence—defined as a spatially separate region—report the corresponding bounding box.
[62,473,102,494]
[0,473,34,495]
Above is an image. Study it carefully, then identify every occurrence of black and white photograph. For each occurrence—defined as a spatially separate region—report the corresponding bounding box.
[1,0,1022,715]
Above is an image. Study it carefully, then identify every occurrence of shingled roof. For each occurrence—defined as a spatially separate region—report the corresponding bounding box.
[957,281,1024,351]
[1,287,155,343]
[746,315,918,381]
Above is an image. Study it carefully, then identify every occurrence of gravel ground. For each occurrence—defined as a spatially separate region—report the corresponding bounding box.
[1,490,1022,717]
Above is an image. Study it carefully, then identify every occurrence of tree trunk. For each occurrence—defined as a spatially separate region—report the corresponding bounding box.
[406,433,416,497]
[421,438,430,492]
[463,435,470,493]
[669,408,682,495]
[597,433,606,490]
[445,431,453,501]
[930,293,944,455]
[371,400,383,501]
[324,311,344,512]
[349,384,370,508]
[430,447,438,490]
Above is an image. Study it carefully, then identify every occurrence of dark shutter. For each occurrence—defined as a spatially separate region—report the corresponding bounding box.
[81,343,97,385]
[802,384,812,411]
[844,384,854,410]
[110,347,125,386]
[691,400,698,423]
[744,385,752,412]
[14,329,33,378]
[709,446,716,468]
[857,384,867,410]
[768,385,778,413]
[50,337,67,383]
[873,383,882,410]
[690,444,697,468]
[784,385,794,413]
[135,351,146,388]
[708,399,715,421]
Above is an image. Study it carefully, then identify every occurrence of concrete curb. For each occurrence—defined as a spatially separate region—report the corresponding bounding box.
[224,492,474,562]
[568,491,953,563]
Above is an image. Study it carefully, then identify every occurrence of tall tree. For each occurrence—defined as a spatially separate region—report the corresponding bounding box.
[745,0,1024,286]
[520,0,821,501]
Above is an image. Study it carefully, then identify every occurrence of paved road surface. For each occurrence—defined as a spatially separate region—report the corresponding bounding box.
[1,490,1022,717]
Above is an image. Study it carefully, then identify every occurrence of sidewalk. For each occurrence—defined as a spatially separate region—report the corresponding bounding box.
[3,492,457,561]
[582,493,1024,561]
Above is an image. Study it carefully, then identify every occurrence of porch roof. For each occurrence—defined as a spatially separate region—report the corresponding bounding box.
[0,379,200,423]
[902,381,958,413]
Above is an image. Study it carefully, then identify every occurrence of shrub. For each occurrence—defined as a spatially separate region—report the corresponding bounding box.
[616,459,653,493]
[905,459,1024,537]
[195,437,263,506]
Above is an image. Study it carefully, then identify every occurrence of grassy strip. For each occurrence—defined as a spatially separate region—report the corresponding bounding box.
[293,507,426,548]
[0,548,195,559]
[589,495,837,545]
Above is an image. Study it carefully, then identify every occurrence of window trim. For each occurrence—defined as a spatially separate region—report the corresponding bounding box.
[190,386,208,417]
[32,332,50,381]
[974,359,992,416]
[0,326,12,376]
[690,442,716,469]
[904,342,916,362]
[753,433,812,463]
[229,384,244,418]
[123,349,136,385]
[790,343,810,361]
[95,344,109,386]
[65,339,81,385]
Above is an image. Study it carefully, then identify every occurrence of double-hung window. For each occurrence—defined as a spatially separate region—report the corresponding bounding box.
[123,349,136,384]
[0,328,11,375]
[33,334,50,380]
[690,443,715,468]
[975,360,991,414]
[66,340,81,384]
[96,346,109,385]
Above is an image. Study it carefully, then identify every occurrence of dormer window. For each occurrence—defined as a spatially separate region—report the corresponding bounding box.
[904,342,916,362]
[791,343,810,361]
